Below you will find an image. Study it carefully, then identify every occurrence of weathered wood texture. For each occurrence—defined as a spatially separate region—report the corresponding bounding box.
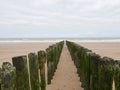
[28,53,40,90]
[12,56,30,90]
[0,62,16,90]
[38,51,46,90]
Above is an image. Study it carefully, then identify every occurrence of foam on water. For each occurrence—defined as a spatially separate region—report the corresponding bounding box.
[71,39,120,43]
[0,38,120,43]
[0,40,62,43]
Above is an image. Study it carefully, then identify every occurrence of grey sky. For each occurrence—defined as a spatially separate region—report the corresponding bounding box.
[0,0,120,38]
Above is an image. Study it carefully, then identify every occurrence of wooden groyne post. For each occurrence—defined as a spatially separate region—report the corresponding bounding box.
[113,60,120,90]
[12,56,30,90]
[28,53,40,90]
[46,47,52,84]
[38,51,46,90]
[1,62,16,90]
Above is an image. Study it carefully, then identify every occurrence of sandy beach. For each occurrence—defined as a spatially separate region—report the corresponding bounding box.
[1,41,120,62]
[0,41,120,90]
[0,42,55,66]
[47,45,83,90]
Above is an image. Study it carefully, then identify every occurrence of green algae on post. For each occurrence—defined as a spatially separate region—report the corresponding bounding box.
[28,53,40,90]
[38,51,46,90]
[1,62,16,90]
[12,56,30,90]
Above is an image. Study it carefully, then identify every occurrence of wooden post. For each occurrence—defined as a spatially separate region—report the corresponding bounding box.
[113,60,120,90]
[28,53,40,90]
[1,62,16,90]
[0,68,2,90]
[89,53,100,90]
[38,51,46,90]
[51,46,56,77]
[82,51,91,90]
[96,57,113,90]
[12,56,30,90]
[46,48,52,84]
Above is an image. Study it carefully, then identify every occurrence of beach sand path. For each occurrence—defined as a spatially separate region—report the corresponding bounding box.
[47,45,83,90]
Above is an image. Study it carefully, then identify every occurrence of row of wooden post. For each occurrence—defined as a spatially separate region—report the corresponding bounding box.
[12,50,46,90]
[66,41,120,90]
[0,41,64,90]
[46,41,64,84]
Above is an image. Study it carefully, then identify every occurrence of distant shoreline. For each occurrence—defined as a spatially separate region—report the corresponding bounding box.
[0,37,120,40]
[0,38,120,43]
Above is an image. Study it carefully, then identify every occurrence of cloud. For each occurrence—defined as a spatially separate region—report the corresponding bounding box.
[0,0,120,37]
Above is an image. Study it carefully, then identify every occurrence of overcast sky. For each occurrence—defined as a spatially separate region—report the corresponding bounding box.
[0,0,120,38]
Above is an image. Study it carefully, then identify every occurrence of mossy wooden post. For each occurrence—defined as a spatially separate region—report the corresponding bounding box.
[28,53,40,90]
[49,47,54,83]
[97,57,114,90]
[0,68,2,90]
[50,50,54,81]
[77,47,82,77]
[38,51,46,90]
[46,48,52,84]
[1,62,16,90]
[89,53,101,90]
[46,48,51,84]
[114,61,120,90]
[102,57,114,90]
[12,56,30,90]
[80,49,86,88]
[55,46,58,69]
[83,51,91,90]
[52,46,56,75]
